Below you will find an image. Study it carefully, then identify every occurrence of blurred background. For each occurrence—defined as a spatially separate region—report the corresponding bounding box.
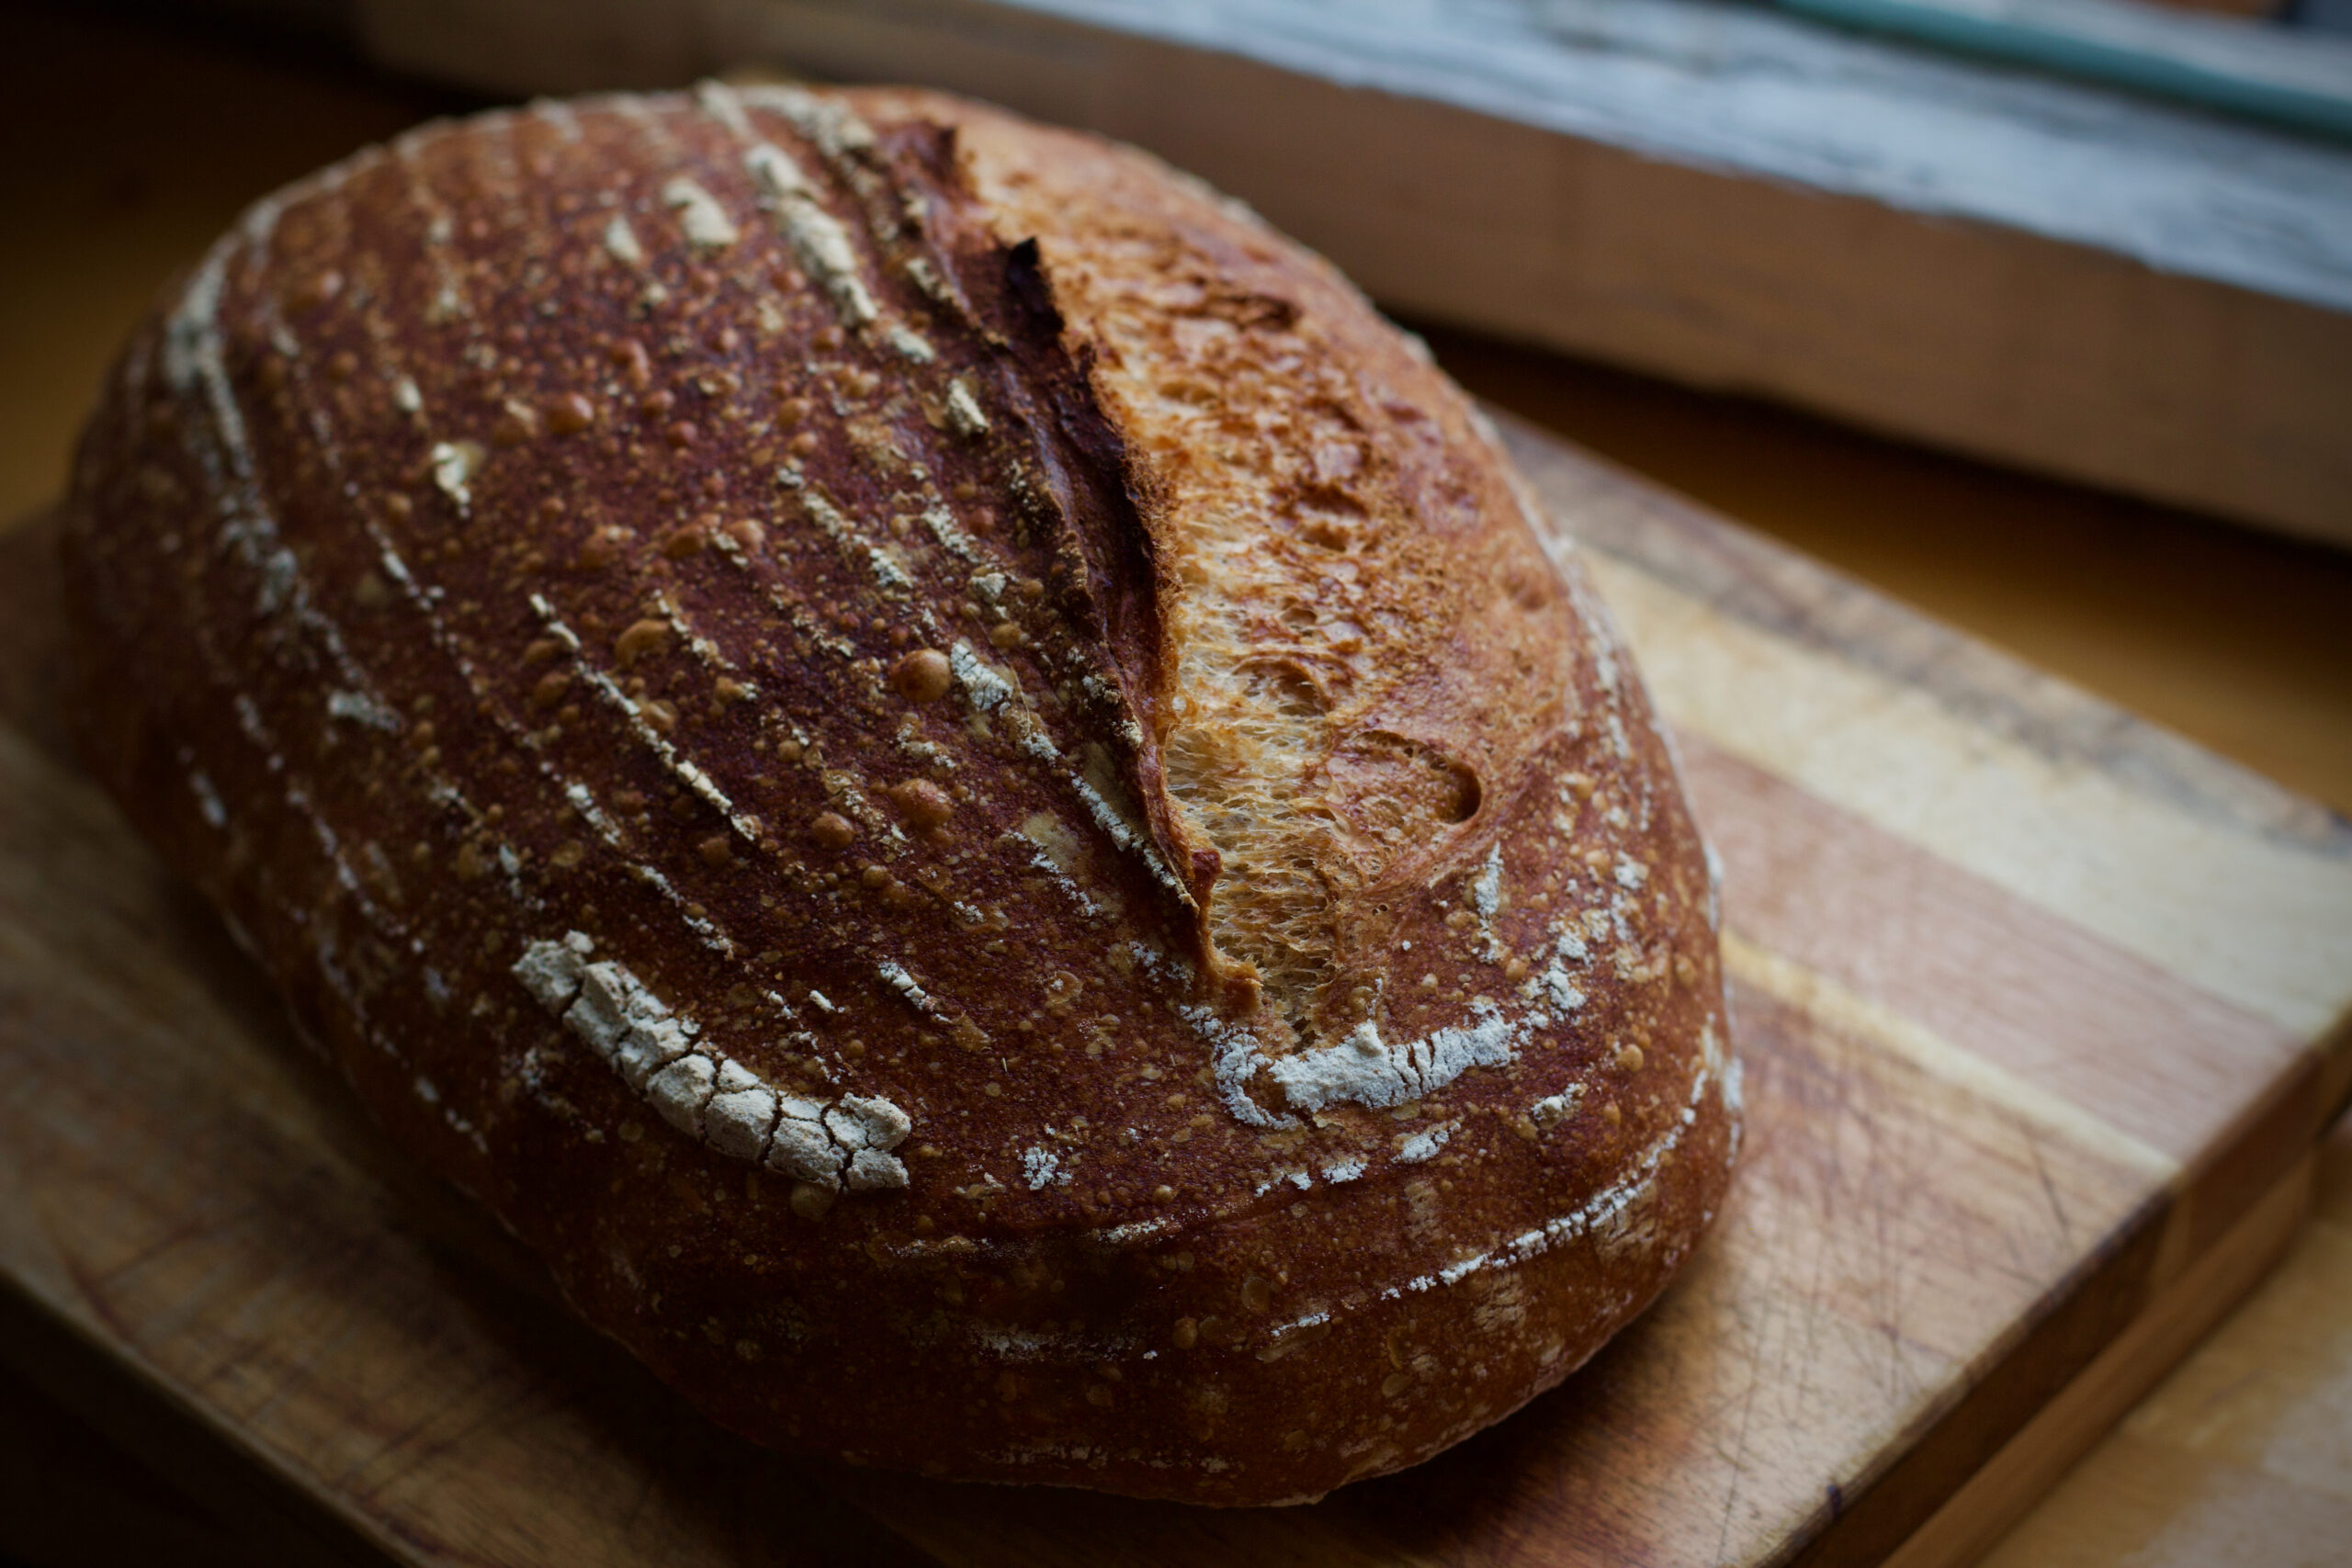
[6,0,2348,808]
[0,1,2346,1564]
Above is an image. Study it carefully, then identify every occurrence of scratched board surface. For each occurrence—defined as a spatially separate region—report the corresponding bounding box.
[2,412,2348,1567]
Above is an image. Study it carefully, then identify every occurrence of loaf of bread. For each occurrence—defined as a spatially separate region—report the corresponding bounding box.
[60,82,1739,1506]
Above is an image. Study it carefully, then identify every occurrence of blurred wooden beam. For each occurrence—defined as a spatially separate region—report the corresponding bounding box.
[340,0,2351,547]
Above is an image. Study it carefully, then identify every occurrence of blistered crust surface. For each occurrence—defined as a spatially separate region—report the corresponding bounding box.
[61,84,1738,1504]
[956,108,1580,1034]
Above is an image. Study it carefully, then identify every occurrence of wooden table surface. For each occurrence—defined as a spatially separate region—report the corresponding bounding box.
[1,6,2346,1564]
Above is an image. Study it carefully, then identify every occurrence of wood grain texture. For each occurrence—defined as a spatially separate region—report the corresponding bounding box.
[1979,1115,2352,1566]
[5,396,2348,1563]
[1892,1151,2315,1568]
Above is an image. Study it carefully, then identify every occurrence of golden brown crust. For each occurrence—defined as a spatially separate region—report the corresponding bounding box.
[944,97,1595,1031]
[59,83,1738,1505]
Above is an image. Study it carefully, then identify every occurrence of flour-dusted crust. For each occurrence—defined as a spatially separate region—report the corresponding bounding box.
[60,84,1739,1505]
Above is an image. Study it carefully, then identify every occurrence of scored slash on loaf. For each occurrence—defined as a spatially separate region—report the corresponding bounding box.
[513,930,914,1208]
[59,79,1738,1503]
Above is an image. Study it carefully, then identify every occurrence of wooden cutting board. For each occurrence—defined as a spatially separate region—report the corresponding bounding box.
[2,411,2346,1568]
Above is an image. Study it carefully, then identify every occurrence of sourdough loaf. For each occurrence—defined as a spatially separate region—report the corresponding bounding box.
[59,83,1740,1505]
